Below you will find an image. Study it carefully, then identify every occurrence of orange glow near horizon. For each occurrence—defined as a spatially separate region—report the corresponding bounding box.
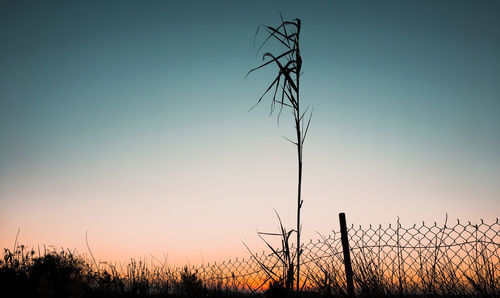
[3,216,498,295]
[1,2,500,292]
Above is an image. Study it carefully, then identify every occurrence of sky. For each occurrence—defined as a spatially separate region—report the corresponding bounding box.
[1,0,499,267]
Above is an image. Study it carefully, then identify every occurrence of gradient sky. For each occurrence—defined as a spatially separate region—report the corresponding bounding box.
[1,0,499,266]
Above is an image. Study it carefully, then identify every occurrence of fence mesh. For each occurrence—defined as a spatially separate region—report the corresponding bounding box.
[171,218,500,295]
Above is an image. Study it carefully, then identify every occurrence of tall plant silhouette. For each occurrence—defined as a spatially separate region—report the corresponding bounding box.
[247,16,310,292]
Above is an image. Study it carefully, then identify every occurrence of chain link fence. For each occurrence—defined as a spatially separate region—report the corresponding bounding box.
[171,217,499,295]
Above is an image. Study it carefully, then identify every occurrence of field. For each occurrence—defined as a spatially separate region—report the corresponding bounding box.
[1,217,498,298]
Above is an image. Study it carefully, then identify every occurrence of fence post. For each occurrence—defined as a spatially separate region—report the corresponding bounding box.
[339,212,354,297]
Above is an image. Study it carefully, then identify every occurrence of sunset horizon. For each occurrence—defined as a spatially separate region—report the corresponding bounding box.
[1,1,499,296]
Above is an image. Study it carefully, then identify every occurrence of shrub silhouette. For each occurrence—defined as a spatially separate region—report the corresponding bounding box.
[0,248,90,298]
[1,248,31,297]
[177,266,207,297]
[265,280,288,298]
[30,252,88,298]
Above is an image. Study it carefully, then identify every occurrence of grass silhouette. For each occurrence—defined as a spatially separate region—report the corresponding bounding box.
[2,217,498,298]
[247,15,310,293]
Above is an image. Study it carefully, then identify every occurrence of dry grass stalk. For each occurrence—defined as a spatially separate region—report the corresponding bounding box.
[247,15,311,293]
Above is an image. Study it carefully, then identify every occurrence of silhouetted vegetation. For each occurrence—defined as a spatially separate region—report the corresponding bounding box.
[2,234,497,298]
[0,246,220,298]
[243,211,296,296]
[247,15,310,293]
[1,246,92,298]
[2,217,497,297]
[1,244,272,298]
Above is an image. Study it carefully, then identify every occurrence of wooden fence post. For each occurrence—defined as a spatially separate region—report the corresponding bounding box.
[339,212,355,297]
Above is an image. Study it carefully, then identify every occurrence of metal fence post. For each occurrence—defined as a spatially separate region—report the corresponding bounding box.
[339,212,354,297]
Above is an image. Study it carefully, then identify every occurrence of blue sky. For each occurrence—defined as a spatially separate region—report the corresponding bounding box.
[1,0,499,265]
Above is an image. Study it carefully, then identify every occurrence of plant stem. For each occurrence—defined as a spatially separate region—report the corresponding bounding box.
[296,137,302,292]
[296,35,302,293]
